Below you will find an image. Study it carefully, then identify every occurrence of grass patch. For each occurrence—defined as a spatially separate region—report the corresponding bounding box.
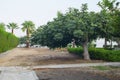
[109,66,120,69]
[92,66,111,70]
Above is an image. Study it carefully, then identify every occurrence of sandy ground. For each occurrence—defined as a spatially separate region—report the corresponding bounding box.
[35,67,120,80]
[0,48,81,66]
[0,48,104,66]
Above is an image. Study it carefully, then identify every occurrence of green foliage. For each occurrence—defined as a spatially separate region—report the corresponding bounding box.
[93,66,111,70]
[7,22,19,34]
[31,13,73,48]
[88,41,96,48]
[31,4,100,50]
[67,43,73,48]
[97,11,113,39]
[31,1,119,56]
[98,0,120,47]
[73,30,83,38]
[89,48,120,61]
[112,10,120,37]
[0,29,19,53]
[54,33,63,41]
[0,23,5,31]
[68,47,83,57]
[7,22,18,29]
[21,21,35,33]
[19,36,27,44]
[22,21,35,48]
[68,47,120,62]
[98,0,116,11]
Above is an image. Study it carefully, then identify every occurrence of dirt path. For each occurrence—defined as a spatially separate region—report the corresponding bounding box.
[0,48,81,66]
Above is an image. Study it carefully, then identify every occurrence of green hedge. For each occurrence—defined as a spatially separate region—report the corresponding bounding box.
[0,29,19,53]
[68,47,120,62]
[67,47,83,57]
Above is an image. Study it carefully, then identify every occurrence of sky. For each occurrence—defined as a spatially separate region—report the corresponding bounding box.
[0,0,103,37]
[1,0,119,47]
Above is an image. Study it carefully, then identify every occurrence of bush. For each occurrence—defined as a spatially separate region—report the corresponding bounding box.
[0,29,19,53]
[68,47,120,62]
[67,43,73,48]
[89,48,120,61]
[68,47,83,58]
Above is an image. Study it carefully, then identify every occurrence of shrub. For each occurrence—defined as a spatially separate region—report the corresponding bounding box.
[68,47,83,58]
[0,29,19,53]
[67,47,120,62]
[67,43,73,48]
[89,48,120,61]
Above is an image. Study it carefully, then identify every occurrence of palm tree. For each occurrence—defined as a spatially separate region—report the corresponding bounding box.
[7,22,18,34]
[21,21,35,48]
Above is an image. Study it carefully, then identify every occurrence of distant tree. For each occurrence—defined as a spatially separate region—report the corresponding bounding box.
[19,36,27,44]
[98,0,120,48]
[7,22,18,34]
[98,0,115,47]
[0,23,5,31]
[113,37,120,48]
[22,21,35,48]
[97,11,113,48]
[111,4,120,47]
[98,0,119,12]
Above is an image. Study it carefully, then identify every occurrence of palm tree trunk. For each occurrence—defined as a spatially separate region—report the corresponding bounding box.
[26,29,30,48]
[82,37,90,60]
[12,29,14,34]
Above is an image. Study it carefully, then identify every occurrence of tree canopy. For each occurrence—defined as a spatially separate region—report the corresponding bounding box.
[7,22,19,34]
[98,0,120,48]
[31,3,104,60]
[22,21,35,48]
[31,0,120,59]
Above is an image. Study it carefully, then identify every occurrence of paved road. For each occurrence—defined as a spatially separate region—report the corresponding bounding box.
[0,67,39,80]
[0,62,119,70]
[30,62,120,69]
[0,62,119,80]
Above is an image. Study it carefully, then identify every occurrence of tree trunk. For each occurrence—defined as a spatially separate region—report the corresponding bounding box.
[82,39,90,60]
[26,29,30,48]
[12,29,14,34]
[110,38,113,48]
[117,40,120,48]
[104,38,107,47]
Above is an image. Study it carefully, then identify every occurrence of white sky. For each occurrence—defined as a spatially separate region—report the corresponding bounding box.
[0,0,102,37]
[0,0,119,38]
